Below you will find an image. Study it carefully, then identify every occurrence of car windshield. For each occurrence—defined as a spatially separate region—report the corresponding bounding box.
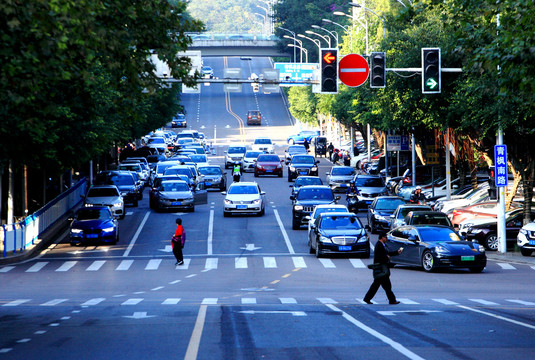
[177,133,194,139]
[292,156,315,164]
[321,215,362,230]
[104,174,134,186]
[87,188,119,197]
[258,155,279,162]
[156,163,180,175]
[175,114,186,120]
[228,185,259,195]
[331,167,355,176]
[418,228,461,242]
[399,207,430,218]
[295,177,323,186]
[76,208,111,221]
[189,155,207,163]
[245,152,262,159]
[164,168,192,178]
[288,146,306,154]
[300,131,317,136]
[146,155,164,163]
[313,207,346,219]
[198,167,222,175]
[228,147,246,154]
[147,137,165,144]
[354,177,384,187]
[160,182,190,192]
[375,198,406,210]
[118,164,140,172]
[254,139,271,144]
[297,188,333,201]
[411,214,452,226]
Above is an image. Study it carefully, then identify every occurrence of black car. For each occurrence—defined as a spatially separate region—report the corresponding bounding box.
[308,212,370,258]
[367,196,406,233]
[94,171,142,207]
[404,211,453,228]
[198,165,227,191]
[149,174,190,209]
[287,155,319,182]
[386,225,487,272]
[290,185,340,230]
[289,176,323,197]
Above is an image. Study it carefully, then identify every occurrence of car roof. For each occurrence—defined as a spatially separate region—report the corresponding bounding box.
[314,204,347,209]
[318,212,357,218]
[161,180,189,185]
[408,211,447,216]
[355,174,381,178]
[89,185,118,189]
[230,181,258,186]
[77,206,109,211]
[298,185,331,190]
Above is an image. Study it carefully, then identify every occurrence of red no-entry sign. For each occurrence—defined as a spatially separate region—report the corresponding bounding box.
[338,54,369,87]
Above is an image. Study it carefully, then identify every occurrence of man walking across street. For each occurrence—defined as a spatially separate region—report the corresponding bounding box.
[363,232,403,304]
[328,142,334,161]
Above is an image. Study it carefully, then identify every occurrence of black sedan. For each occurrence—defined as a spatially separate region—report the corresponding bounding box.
[308,212,370,258]
[287,155,319,181]
[289,176,323,197]
[386,225,486,272]
[367,196,406,233]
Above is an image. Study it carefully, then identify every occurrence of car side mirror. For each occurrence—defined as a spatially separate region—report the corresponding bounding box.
[326,172,330,175]
[290,195,295,200]
[315,160,320,164]
[221,191,227,195]
[68,216,74,222]
[365,225,371,231]
[310,223,316,229]
[260,191,266,195]
[335,196,341,201]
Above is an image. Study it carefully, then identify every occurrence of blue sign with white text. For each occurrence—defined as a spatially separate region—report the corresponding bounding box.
[274,63,318,85]
[494,145,508,187]
[387,135,410,151]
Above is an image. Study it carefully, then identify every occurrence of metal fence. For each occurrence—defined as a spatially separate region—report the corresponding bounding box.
[1,178,87,257]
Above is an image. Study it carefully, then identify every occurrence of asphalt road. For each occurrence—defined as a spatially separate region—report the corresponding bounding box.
[1,57,535,360]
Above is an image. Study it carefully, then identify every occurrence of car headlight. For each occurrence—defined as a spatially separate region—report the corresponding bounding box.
[294,205,303,211]
[520,229,528,235]
[253,199,261,204]
[311,166,318,171]
[374,214,386,221]
[102,227,115,233]
[84,203,94,207]
[477,245,485,252]
[289,166,296,172]
[319,236,332,243]
[71,229,83,234]
[471,229,483,234]
[113,202,123,207]
[357,235,369,243]
[224,199,232,205]
[434,245,450,254]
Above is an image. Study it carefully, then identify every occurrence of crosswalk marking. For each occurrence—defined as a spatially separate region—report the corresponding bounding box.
[81,298,106,306]
[263,257,277,268]
[319,259,336,268]
[292,257,307,268]
[116,260,134,271]
[279,298,297,304]
[349,259,366,268]
[3,299,31,307]
[469,299,499,306]
[235,257,248,269]
[86,260,106,271]
[205,258,218,270]
[398,298,419,305]
[497,263,516,270]
[56,261,77,272]
[506,299,535,306]
[317,298,337,304]
[40,299,68,306]
[145,259,162,270]
[241,298,257,304]
[26,262,48,272]
[432,299,459,305]
[122,298,143,305]
[531,266,535,271]
[0,266,15,273]
[176,259,191,269]
[162,298,181,305]
[202,298,218,305]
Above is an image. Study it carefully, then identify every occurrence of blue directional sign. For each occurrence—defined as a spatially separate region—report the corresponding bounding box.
[274,63,319,86]
[494,145,508,187]
[387,135,410,151]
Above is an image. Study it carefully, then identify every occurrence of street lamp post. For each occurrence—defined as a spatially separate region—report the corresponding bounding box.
[283,34,303,63]
[305,30,331,48]
[349,3,387,40]
[280,28,297,63]
[288,44,308,63]
[333,11,368,55]
[254,12,266,35]
[297,33,321,61]
[322,18,352,54]
[311,25,339,48]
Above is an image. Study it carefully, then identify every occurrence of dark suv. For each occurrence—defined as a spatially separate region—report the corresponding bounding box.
[94,171,142,206]
[287,155,319,182]
[246,110,262,125]
[290,185,340,230]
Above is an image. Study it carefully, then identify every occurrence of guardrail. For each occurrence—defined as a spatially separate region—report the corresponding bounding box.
[1,178,87,257]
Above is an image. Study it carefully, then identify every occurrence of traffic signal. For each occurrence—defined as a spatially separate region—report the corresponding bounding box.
[370,52,386,88]
[320,48,338,94]
[422,48,441,94]
[488,166,497,200]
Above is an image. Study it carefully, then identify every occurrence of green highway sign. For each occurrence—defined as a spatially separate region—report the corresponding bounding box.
[426,78,438,89]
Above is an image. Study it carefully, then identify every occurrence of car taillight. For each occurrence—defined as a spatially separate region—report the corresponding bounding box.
[452,210,461,217]
[403,177,411,184]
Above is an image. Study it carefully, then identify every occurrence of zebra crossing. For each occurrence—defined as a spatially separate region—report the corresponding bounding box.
[2,296,535,307]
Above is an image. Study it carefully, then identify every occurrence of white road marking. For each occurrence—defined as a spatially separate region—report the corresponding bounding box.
[432,299,459,305]
[319,258,336,268]
[121,298,143,306]
[0,349,12,353]
[26,262,48,272]
[126,211,133,216]
[81,298,106,306]
[3,299,31,307]
[0,266,15,273]
[162,298,181,305]
[34,331,46,335]
[497,263,516,270]
[86,260,106,271]
[273,209,295,254]
[378,310,442,316]
[17,339,31,343]
[356,299,377,304]
[116,260,133,271]
[176,259,191,269]
[531,266,535,271]
[49,323,60,327]
[241,298,257,304]
[145,259,162,270]
[184,305,207,360]
[205,258,218,270]
[279,298,297,304]
[292,257,307,268]
[398,298,420,305]
[123,211,150,257]
[60,316,71,320]
[186,274,197,278]
[469,299,499,306]
[40,299,68,306]
[457,305,535,330]
[506,299,535,306]
[56,261,77,272]
[325,304,427,360]
[151,286,164,291]
[235,257,248,269]
[207,209,214,255]
[201,298,218,305]
[317,298,337,304]
[349,259,366,268]
[169,280,182,284]
[263,257,277,268]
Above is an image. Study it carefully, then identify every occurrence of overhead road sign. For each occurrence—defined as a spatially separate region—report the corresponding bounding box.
[224,68,242,92]
[274,63,319,86]
[338,53,369,88]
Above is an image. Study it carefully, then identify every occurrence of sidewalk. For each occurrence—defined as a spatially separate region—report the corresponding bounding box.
[486,250,535,266]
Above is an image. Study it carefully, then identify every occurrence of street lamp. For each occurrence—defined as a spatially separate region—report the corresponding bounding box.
[297,33,321,61]
[305,30,331,48]
[280,27,297,63]
[333,10,368,55]
[349,3,386,40]
[254,12,266,35]
[311,25,339,48]
[288,44,308,63]
[283,35,304,63]
[322,18,353,54]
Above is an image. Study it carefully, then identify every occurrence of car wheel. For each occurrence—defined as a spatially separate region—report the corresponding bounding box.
[370,219,377,234]
[259,207,265,216]
[520,248,533,257]
[190,205,195,213]
[119,213,125,220]
[485,233,498,251]
[138,192,143,200]
[469,266,485,273]
[421,251,435,272]
[254,171,258,178]
[292,218,300,230]
[70,242,76,246]
[278,171,283,178]
[113,231,119,245]
[361,248,370,259]
[308,239,315,254]
[288,174,293,182]
[133,199,139,207]
[315,243,323,258]
[223,211,229,217]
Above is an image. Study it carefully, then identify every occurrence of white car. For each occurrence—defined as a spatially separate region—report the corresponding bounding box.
[222,182,265,216]
[84,185,125,219]
[224,145,247,169]
[518,222,535,256]
[117,162,149,184]
[305,204,349,236]
[434,186,490,214]
[188,154,210,167]
[251,137,275,154]
[243,151,263,172]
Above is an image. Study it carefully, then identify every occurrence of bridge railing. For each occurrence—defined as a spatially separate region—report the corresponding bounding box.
[1,178,87,257]
[186,33,280,41]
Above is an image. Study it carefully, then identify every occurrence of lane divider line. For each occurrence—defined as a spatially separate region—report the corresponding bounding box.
[273,209,295,254]
[123,211,150,257]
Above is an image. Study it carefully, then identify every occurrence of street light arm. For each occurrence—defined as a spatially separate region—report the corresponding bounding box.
[349,3,387,39]
[306,30,330,47]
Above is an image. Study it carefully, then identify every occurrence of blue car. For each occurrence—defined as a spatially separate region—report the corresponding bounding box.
[70,207,119,246]
[287,130,320,145]
[171,114,187,128]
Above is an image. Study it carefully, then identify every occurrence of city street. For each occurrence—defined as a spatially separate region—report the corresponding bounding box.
[1,57,534,360]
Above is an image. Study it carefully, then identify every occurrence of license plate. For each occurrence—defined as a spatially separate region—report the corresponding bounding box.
[86,234,98,239]
[236,205,247,209]
[172,202,181,206]
[205,182,211,186]
[529,240,535,245]
[266,170,273,173]
[339,246,352,251]
[299,171,307,175]
[341,184,348,187]
[461,256,474,261]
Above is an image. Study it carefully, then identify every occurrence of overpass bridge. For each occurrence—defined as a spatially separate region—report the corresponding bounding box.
[187,33,290,58]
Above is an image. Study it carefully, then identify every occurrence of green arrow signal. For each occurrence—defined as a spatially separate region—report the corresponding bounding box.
[426,78,438,89]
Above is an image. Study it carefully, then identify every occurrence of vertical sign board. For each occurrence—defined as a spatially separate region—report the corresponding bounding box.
[494,145,508,187]
[387,135,410,151]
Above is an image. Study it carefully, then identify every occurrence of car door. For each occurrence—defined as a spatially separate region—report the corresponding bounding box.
[403,228,423,265]
[506,213,525,241]
[386,228,407,264]
[193,182,208,205]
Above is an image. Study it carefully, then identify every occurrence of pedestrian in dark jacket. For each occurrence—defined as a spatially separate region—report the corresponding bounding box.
[353,144,360,157]
[363,232,403,304]
[343,151,351,166]
[332,150,340,164]
[303,138,310,151]
[172,218,186,266]
[327,143,334,161]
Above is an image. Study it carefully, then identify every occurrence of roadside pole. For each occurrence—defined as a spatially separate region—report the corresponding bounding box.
[497,130,507,253]
[445,128,451,200]
[411,132,416,187]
